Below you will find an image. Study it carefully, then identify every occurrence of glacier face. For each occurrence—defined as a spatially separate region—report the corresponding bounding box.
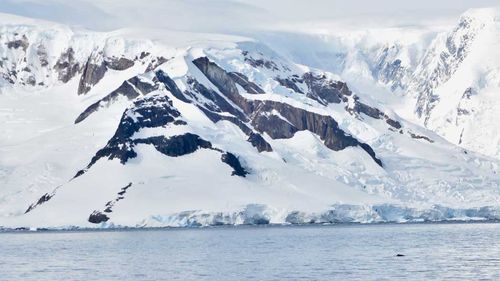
[0,9,499,228]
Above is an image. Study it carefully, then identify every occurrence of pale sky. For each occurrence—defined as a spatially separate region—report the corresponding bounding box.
[1,0,499,32]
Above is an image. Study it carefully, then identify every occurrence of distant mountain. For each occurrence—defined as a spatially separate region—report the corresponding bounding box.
[256,7,500,159]
[0,10,499,229]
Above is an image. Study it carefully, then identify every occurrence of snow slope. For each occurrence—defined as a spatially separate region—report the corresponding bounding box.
[0,11,499,229]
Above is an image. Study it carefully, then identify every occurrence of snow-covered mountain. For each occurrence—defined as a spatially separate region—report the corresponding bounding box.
[0,9,499,229]
[257,7,500,159]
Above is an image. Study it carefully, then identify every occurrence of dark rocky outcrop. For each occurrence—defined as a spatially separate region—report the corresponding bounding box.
[25,193,53,213]
[75,76,156,124]
[303,72,351,105]
[89,121,249,176]
[78,55,138,95]
[184,74,271,151]
[87,95,182,166]
[199,109,253,140]
[78,52,108,95]
[352,100,402,129]
[409,132,434,143]
[385,118,402,129]
[276,77,304,94]
[252,100,382,166]
[156,70,191,103]
[54,48,80,83]
[128,76,157,94]
[25,75,36,86]
[6,35,29,51]
[243,55,279,71]
[145,56,169,72]
[88,211,109,224]
[221,152,248,177]
[279,72,402,131]
[186,76,247,121]
[174,120,187,125]
[36,45,49,67]
[252,112,298,139]
[103,183,132,213]
[462,87,476,99]
[135,134,213,157]
[74,169,86,178]
[228,72,265,94]
[105,57,134,70]
[193,57,254,114]
[247,133,273,152]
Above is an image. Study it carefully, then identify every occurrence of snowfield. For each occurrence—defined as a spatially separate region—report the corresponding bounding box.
[0,9,499,229]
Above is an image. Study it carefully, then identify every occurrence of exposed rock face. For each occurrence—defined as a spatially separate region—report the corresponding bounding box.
[156,70,191,103]
[252,100,382,166]
[352,100,402,129]
[136,134,213,157]
[221,152,248,177]
[243,53,279,71]
[247,133,273,152]
[193,57,254,114]
[105,57,134,70]
[88,211,109,224]
[409,132,434,143]
[277,72,354,105]
[77,55,138,95]
[186,76,247,121]
[36,45,49,67]
[88,94,182,166]
[462,87,477,99]
[6,35,29,51]
[145,56,169,72]
[303,72,351,105]
[54,48,80,83]
[193,56,383,167]
[276,77,304,94]
[82,94,251,178]
[25,75,36,86]
[103,183,132,213]
[25,193,53,213]
[78,52,108,95]
[228,72,265,94]
[252,111,298,139]
[131,75,157,93]
[274,70,402,131]
[75,76,157,124]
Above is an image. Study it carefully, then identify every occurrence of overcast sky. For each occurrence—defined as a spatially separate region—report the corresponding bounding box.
[1,0,498,32]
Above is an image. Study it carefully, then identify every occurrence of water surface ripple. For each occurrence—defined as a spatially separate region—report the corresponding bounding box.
[1,223,499,280]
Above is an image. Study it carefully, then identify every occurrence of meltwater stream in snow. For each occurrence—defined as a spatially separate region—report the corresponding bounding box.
[1,222,499,280]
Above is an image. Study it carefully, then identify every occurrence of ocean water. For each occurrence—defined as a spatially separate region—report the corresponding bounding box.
[0,223,499,280]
